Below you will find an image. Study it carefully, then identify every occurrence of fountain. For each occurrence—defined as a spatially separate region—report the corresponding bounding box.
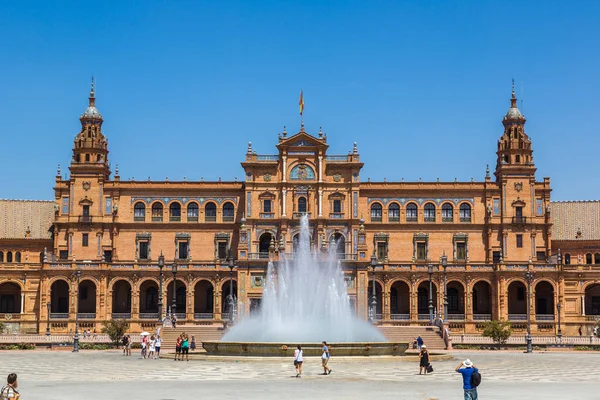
[203,215,408,356]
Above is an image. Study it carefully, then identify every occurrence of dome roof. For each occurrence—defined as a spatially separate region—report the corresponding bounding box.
[505,106,523,119]
[82,105,102,119]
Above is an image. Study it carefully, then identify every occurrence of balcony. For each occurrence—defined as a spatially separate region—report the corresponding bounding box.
[78,216,92,223]
[448,314,465,320]
[508,314,527,321]
[152,215,163,222]
[460,216,472,223]
[329,213,345,219]
[370,215,382,222]
[388,215,400,222]
[194,313,214,320]
[424,216,436,223]
[174,313,186,320]
[248,252,270,259]
[77,313,96,320]
[406,215,418,223]
[442,216,453,223]
[473,314,491,321]
[170,216,181,222]
[139,313,159,319]
[134,216,145,222]
[293,212,311,219]
[50,313,69,320]
[187,216,198,222]
[536,314,555,321]
[335,253,358,261]
[205,215,216,222]
[223,215,235,222]
[260,213,275,219]
[512,216,527,224]
[417,314,431,320]
[256,155,279,161]
[326,155,350,162]
[390,314,410,320]
[111,313,131,319]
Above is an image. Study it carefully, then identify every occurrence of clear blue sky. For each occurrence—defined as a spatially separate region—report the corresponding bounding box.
[1,1,599,201]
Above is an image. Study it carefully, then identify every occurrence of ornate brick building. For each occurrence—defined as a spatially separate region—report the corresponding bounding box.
[1,83,599,336]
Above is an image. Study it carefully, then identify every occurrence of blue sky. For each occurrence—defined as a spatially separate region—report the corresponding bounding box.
[1,1,599,201]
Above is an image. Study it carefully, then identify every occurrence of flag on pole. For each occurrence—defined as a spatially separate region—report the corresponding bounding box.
[299,90,304,116]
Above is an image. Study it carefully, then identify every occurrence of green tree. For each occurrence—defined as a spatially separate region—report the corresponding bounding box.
[482,319,512,348]
[101,319,129,347]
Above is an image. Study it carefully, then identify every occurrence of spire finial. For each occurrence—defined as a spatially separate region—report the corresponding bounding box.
[89,76,96,107]
[510,78,517,108]
[486,164,490,178]
[57,164,61,176]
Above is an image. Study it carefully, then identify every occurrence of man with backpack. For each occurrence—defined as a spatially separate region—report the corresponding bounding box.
[1,373,20,400]
[456,359,480,400]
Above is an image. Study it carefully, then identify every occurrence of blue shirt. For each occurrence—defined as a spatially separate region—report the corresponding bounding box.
[322,345,330,358]
[458,367,479,390]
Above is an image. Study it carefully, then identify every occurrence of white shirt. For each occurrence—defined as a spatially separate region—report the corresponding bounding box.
[294,349,303,362]
[155,338,162,347]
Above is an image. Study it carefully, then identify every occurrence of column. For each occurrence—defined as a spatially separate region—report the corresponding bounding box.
[187,288,194,321]
[318,190,323,217]
[384,286,391,320]
[282,189,287,217]
[282,156,287,183]
[465,284,473,322]
[318,156,323,182]
[20,293,25,314]
[410,283,418,321]
[214,289,222,321]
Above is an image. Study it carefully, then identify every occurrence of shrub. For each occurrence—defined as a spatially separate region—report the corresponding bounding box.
[101,319,129,348]
[79,343,111,350]
[575,346,591,351]
[482,320,512,347]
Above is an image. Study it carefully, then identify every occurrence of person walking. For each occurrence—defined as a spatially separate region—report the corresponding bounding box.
[456,359,479,400]
[1,373,20,400]
[293,346,303,378]
[175,334,183,361]
[148,335,156,360]
[172,314,177,328]
[321,341,332,375]
[141,335,148,359]
[190,335,196,352]
[122,334,129,356]
[419,345,430,375]
[578,326,583,336]
[416,336,424,350]
[155,335,162,359]
[126,334,132,356]
[181,334,190,361]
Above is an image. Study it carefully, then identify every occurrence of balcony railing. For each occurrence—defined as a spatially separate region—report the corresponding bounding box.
[329,213,345,219]
[388,216,400,222]
[77,313,96,319]
[152,216,163,222]
[326,155,350,162]
[293,212,311,219]
[390,314,410,320]
[371,215,382,222]
[205,215,216,222]
[223,215,235,222]
[50,313,69,319]
[536,314,555,321]
[139,313,159,319]
[508,314,527,321]
[424,216,436,222]
[260,213,275,219]
[406,215,418,222]
[187,216,198,222]
[256,155,279,161]
[174,313,186,320]
[335,253,358,261]
[134,216,145,222]
[78,216,92,223]
[417,314,431,320]
[473,314,491,321]
[194,313,214,320]
[442,216,453,223]
[248,252,270,259]
[512,216,527,224]
[460,216,472,223]
[170,216,181,222]
[112,313,131,319]
[448,313,465,320]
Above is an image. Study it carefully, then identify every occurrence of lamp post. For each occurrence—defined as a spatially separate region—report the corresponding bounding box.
[171,262,178,319]
[46,302,51,336]
[228,249,236,323]
[369,253,377,323]
[524,270,535,353]
[428,263,434,325]
[73,268,81,353]
[441,252,448,323]
[557,250,562,342]
[158,252,164,323]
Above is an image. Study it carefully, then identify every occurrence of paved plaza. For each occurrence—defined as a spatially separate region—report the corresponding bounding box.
[1,350,599,399]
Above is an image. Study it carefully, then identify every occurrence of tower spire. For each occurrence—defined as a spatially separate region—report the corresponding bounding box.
[510,78,517,108]
[89,77,96,107]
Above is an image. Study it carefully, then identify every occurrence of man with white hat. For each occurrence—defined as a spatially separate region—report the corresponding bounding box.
[455,358,479,399]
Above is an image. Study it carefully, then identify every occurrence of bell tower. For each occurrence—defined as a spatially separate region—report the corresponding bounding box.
[494,80,535,180]
[69,79,110,179]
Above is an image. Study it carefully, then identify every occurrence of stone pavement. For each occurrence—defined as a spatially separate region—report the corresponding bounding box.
[1,350,599,399]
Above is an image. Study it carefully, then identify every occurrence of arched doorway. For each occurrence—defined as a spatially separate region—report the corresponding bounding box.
[167,280,187,317]
[112,280,132,317]
[390,280,410,319]
[0,282,21,314]
[472,281,492,319]
[329,233,345,258]
[139,280,159,315]
[508,281,527,319]
[259,232,273,257]
[50,280,70,315]
[194,280,214,319]
[535,281,555,319]
[78,280,97,317]
[367,281,383,320]
[585,284,600,315]
[417,281,438,319]
[221,280,238,318]
[292,234,300,254]
[447,281,465,319]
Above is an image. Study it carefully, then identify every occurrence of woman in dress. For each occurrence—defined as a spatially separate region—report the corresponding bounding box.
[148,335,156,360]
[293,346,303,378]
[419,345,430,375]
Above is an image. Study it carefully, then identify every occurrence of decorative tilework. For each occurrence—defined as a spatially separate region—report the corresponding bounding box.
[290,164,315,180]
[493,198,500,215]
[367,197,474,206]
[353,192,358,218]
[247,192,252,217]
[130,197,238,205]
[353,229,358,253]
[62,197,69,214]
[105,198,112,215]
[536,199,543,216]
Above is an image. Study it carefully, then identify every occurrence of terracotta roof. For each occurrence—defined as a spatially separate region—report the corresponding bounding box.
[0,199,55,239]
[551,201,600,241]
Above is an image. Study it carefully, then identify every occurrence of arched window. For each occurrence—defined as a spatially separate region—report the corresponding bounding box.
[298,197,307,214]
[442,203,454,222]
[15,252,21,263]
[187,202,199,221]
[169,202,181,221]
[0,251,3,262]
[134,202,146,221]
[6,252,12,263]
[595,253,600,265]
[586,253,593,264]
[205,203,217,222]
[564,253,571,265]
[406,203,418,222]
[388,203,400,222]
[459,203,472,222]
[223,202,235,222]
[424,203,436,222]
[370,203,382,222]
[151,203,163,222]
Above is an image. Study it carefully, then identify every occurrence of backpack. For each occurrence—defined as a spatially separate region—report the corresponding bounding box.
[471,371,482,388]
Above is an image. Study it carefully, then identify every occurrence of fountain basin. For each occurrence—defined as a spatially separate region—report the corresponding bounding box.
[202,341,409,357]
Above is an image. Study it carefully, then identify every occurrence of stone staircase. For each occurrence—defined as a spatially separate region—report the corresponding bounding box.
[378,326,446,350]
[159,325,224,352]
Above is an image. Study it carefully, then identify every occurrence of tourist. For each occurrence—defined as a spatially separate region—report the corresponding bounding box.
[1,373,20,400]
[190,335,196,352]
[456,359,479,400]
[122,334,129,355]
[181,333,190,361]
[126,334,132,356]
[321,341,331,375]
[155,335,162,359]
[175,334,183,361]
[293,346,303,378]
[579,326,583,336]
[417,336,423,350]
[141,335,148,359]
[172,314,177,328]
[419,345,430,375]
[148,335,156,360]
[593,326,598,337]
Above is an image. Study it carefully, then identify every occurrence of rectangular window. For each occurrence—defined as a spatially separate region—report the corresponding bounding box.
[516,234,523,248]
[62,197,69,214]
[105,197,112,215]
[178,241,188,259]
[536,199,543,216]
[493,199,500,215]
[218,242,228,259]
[263,199,272,213]
[59,250,69,260]
[515,154,521,163]
[376,242,386,261]
[82,205,90,216]
[139,242,149,259]
[103,250,112,263]
[82,233,89,247]
[515,206,523,217]
[536,251,546,262]
[493,251,501,264]
[333,199,341,213]
[416,242,427,260]
[456,243,466,260]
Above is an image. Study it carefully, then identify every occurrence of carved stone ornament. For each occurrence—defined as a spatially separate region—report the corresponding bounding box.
[264,174,272,182]
[131,273,139,283]
[82,181,91,191]
[333,174,342,182]
[514,182,523,192]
